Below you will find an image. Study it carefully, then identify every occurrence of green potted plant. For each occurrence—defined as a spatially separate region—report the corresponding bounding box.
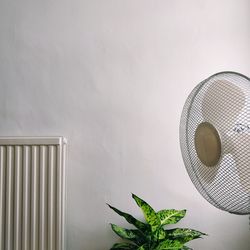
[108,194,207,250]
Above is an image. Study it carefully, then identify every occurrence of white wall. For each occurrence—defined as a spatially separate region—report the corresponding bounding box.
[0,0,250,249]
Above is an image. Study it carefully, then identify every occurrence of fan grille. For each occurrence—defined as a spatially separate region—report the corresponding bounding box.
[180,72,250,215]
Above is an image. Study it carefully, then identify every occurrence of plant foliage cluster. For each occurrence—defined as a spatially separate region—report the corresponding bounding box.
[108,194,207,250]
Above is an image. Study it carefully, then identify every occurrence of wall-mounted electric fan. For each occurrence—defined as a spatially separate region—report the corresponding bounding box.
[180,71,250,215]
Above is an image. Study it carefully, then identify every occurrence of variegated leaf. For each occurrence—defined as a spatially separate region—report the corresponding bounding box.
[108,204,149,231]
[111,224,146,245]
[110,242,138,250]
[153,228,166,240]
[157,209,186,226]
[137,243,150,250]
[155,239,183,250]
[166,228,207,243]
[132,194,161,232]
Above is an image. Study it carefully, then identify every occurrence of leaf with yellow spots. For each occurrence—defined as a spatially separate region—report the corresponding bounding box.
[132,194,161,233]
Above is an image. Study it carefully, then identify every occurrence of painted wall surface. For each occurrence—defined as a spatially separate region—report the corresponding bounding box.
[0,1,250,249]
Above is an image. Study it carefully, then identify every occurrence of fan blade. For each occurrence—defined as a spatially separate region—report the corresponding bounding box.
[201,79,246,131]
[230,133,250,193]
[196,161,220,184]
[199,79,246,185]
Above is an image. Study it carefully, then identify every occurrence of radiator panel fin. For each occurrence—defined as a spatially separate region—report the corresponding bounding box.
[0,137,66,250]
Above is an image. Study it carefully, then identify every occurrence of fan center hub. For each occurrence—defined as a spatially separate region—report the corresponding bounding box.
[194,122,221,167]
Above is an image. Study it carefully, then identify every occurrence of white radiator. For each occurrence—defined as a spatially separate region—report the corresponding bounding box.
[0,137,66,250]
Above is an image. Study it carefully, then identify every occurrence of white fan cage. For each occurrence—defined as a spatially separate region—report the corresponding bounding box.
[180,72,250,215]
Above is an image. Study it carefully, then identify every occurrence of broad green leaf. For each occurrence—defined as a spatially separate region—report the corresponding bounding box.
[110,242,137,250]
[153,228,166,240]
[137,243,150,250]
[157,210,186,226]
[132,194,161,232]
[108,204,149,231]
[166,228,207,243]
[155,239,183,250]
[137,246,145,250]
[108,197,207,250]
[111,224,146,245]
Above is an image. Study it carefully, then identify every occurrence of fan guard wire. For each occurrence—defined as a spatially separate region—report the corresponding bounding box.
[180,71,250,215]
